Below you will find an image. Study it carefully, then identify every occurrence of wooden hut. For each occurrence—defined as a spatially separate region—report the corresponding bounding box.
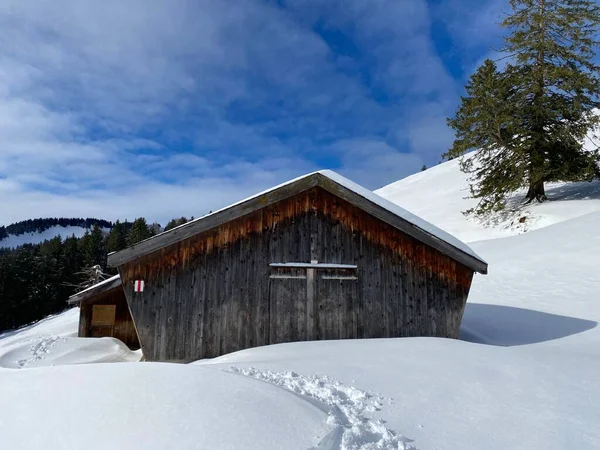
[67,275,140,349]
[108,170,487,362]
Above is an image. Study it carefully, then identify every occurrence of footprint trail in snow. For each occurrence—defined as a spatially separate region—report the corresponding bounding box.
[229,367,417,450]
[17,335,65,368]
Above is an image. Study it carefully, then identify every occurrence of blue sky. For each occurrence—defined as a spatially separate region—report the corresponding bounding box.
[0,0,508,225]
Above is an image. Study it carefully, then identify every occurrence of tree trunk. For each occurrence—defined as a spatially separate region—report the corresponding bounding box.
[525,0,547,206]
[525,179,547,203]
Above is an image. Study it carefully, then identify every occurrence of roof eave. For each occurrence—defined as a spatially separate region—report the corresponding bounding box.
[107,173,321,267]
[107,171,487,274]
[67,276,123,304]
[314,173,488,274]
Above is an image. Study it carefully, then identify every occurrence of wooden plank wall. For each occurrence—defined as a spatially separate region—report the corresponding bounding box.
[119,187,474,362]
[78,288,141,350]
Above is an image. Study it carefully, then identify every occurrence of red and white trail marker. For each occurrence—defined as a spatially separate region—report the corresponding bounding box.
[134,280,145,293]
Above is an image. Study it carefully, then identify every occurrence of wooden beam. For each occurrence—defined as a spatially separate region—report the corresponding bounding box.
[269,263,358,269]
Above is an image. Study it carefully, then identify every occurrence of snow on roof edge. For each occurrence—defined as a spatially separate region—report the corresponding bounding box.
[120,169,486,268]
[317,170,487,266]
[68,274,121,301]
[144,170,325,241]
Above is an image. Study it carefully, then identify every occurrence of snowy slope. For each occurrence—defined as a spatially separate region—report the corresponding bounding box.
[0,225,91,248]
[0,311,329,449]
[376,156,600,243]
[1,159,599,449]
[0,308,141,368]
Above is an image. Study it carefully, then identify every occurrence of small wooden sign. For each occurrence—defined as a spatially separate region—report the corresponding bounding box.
[134,280,145,292]
[91,305,116,327]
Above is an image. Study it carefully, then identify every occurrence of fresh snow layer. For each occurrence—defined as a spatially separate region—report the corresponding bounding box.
[0,308,141,369]
[376,156,600,243]
[0,363,329,450]
[228,367,416,450]
[69,273,121,302]
[0,307,80,343]
[0,336,141,369]
[463,211,600,347]
[0,225,91,248]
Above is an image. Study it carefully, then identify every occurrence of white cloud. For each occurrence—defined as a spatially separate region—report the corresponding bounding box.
[0,0,490,225]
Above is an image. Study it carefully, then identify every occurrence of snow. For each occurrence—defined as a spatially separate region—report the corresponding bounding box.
[0,364,329,450]
[0,308,80,343]
[0,308,141,369]
[0,312,326,449]
[1,158,600,449]
[227,367,416,449]
[376,154,600,243]
[69,274,121,302]
[121,170,486,270]
[0,225,91,248]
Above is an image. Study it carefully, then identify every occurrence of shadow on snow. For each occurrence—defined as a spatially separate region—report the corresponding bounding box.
[459,303,597,347]
[477,180,600,229]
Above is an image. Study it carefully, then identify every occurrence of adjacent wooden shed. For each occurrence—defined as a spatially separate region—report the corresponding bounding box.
[108,170,487,362]
[67,275,140,350]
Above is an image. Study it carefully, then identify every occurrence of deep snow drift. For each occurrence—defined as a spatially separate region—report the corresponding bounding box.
[0,308,141,368]
[1,158,599,449]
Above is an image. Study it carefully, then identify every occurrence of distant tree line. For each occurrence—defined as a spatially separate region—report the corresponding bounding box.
[0,216,188,333]
[0,218,113,241]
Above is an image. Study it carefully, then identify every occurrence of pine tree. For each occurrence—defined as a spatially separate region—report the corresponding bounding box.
[445,0,600,215]
[107,220,127,253]
[85,224,107,268]
[61,235,83,288]
[128,217,153,246]
[149,222,162,235]
[164,216,188,232]
[78,230,92,267]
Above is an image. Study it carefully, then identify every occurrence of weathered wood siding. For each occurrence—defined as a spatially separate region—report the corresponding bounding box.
[119,187,474,362]
[78,287,140,350]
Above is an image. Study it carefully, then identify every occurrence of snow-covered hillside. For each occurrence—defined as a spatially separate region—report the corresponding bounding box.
[0,225,92,248]
[376,156,600,243]
[1,160,599,450]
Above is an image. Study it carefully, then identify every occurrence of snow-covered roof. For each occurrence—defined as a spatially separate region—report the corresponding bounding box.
[108,170,487,273]
[67,275,122,304]
[318,170,486,265]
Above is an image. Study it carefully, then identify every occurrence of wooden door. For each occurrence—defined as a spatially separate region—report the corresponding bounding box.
[315,267,360,340]
[268,263,359,344]
[90,304,116,338]
[268,266,308,344]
